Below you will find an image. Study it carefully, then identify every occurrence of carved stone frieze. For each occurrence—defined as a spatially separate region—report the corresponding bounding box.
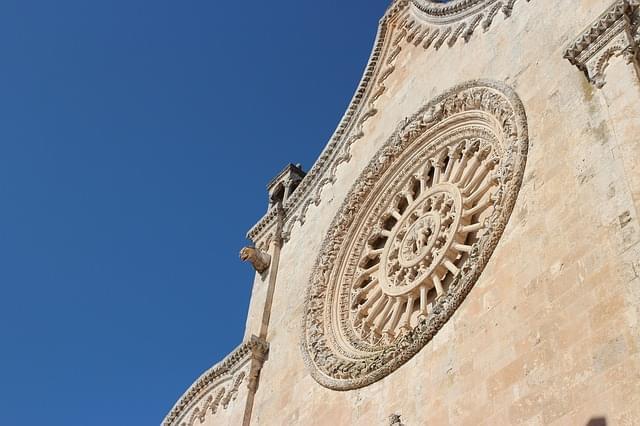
[247,0,532,248]
[300,80,528,390]
[406,0,531,49]
[564,0,640,87]
[163,336,269,426]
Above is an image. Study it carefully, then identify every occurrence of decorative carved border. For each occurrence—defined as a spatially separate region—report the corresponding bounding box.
[163,336,268,426]
[564,0,640,87]
[247,3,406,249]
[247,0,532,249]
[407,0,531,49]
[300,80,529,390]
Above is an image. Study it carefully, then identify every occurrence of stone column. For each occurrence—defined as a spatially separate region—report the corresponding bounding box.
[238,207,285,425]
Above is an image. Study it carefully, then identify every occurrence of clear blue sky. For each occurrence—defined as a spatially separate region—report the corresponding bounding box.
[0,1,390,424]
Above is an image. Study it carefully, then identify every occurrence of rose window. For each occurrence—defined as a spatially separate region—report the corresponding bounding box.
[301,81,528,390]
[352,143,496,345]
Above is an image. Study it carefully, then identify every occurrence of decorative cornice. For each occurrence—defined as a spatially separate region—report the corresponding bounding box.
[564,0,640,87]
[267,163,305,191]
[247,0,532,248]
[412,0,492,17]
[163,336,268,426]
[247,5,405,248]
[247,205,285,251]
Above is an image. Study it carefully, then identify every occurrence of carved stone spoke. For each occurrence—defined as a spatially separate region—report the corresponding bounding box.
[347,142,501,340]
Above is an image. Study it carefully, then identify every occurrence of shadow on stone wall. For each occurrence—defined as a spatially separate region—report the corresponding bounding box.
[587,417,607,426]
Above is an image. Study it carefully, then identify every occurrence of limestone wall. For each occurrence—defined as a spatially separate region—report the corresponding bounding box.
[247,0,640,424]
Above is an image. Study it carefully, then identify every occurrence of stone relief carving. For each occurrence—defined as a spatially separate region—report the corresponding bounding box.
[564,0,640,87]
[240,246,271,274]
[247,0,532,250]
[300,80,528,390]
[407,0,532,49]
[185,387,225,426]
[221,372,246,409]
[163,336,268,426]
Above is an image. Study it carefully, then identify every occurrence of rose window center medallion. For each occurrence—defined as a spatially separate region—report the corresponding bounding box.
[301,81,528,390]
[381,183,462,297]
[350,144,496,345]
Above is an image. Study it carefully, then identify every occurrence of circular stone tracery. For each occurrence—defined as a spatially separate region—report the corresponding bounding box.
[301,81,528,390]
[380,183,462,297]
[350,143,498,345]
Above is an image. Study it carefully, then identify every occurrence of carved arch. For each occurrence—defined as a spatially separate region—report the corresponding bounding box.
[593,44,626,88]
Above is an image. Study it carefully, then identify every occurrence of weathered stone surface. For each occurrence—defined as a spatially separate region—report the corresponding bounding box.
[165,0,640,424]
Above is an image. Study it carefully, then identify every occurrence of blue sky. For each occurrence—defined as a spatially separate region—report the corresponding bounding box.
[0,0,390,424]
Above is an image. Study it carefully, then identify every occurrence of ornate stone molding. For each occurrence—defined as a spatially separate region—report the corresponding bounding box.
[247,0,532,248]
[248,205,285,252]
[247,4,406,248]
[407,0,531,49]
[163,336,269,426]
[300,80,528,390]
[564,0,640,88]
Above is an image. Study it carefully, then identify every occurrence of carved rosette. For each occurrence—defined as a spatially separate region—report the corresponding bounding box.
[300,81,528,390]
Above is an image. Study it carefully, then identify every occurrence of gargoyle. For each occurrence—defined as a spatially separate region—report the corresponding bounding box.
[240,246,271,274]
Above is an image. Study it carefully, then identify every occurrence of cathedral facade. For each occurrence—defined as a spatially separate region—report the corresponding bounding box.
[164,1,640,424]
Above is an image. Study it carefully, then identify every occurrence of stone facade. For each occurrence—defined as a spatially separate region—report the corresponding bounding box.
[165,0,640,425]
